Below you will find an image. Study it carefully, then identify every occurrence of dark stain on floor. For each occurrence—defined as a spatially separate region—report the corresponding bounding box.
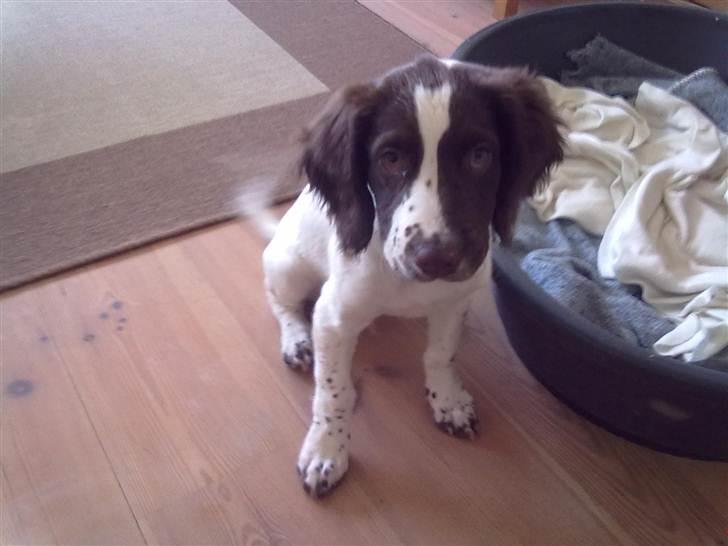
[6,379,34,398]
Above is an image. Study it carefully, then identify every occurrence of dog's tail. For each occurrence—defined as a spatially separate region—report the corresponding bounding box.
[236,175,282,241]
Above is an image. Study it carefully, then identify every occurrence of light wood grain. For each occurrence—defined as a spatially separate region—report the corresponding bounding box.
[357,0,597,57]
[690,0,728,11]
[494,0,519,18]
[359,0,496,57]
[2,215,727,545]
[0,296,144,545]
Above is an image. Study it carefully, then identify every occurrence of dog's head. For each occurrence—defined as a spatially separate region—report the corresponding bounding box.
[300,55,563,282]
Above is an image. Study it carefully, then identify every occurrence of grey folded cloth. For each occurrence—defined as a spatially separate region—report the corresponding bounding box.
[510,206,676,350]
[561,35,680,97]
[561,35,728,131]
[668,67,728,132]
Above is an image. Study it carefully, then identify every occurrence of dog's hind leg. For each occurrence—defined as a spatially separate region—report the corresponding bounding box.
[262,246,321,371]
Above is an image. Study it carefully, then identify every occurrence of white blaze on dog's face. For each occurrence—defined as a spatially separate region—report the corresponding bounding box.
[300,56,563,281]
[382,83,452,278]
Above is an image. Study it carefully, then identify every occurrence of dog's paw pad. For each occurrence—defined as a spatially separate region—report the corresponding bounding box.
[297,428,349,498]
[282,340,313,371]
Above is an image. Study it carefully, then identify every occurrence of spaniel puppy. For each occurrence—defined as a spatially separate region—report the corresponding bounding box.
[261,55,562,497]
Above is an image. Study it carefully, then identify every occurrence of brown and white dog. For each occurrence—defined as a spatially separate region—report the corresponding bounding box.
[260,55,563,497]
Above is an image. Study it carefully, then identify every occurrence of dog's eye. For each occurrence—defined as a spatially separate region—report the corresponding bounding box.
[468,145,492,171]
[379,148,408,175]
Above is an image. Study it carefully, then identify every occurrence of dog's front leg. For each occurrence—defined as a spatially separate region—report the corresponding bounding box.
[297,280,370,498]
[424,298,479,439]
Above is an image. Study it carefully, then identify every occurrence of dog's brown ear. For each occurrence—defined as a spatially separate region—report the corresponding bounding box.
[299,84,379,255]
[474,67,563,243]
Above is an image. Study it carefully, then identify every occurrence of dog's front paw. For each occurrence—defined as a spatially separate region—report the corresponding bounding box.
[297,422,350,498]
[426,385,479,439]
[282,338,314,371]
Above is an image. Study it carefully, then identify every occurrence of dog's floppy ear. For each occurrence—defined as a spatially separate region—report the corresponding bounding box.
[474,67,563,243]
[299,84,379,255]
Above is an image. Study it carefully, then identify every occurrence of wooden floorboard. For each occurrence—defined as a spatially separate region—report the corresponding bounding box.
[1,293,145,545]
[3,216,727,545]
[357,0,694,58]
[358,0,597,57]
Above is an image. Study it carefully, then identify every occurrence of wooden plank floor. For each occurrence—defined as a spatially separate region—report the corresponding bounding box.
[358,0,701,57]
[3,1,728,545]
[3,215,727,546]
[358,0,607,57]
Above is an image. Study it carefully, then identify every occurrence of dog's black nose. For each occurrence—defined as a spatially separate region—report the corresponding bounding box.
[412,239,462,279]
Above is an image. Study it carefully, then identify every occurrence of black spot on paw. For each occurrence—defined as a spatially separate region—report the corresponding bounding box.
[118,317,127,323]
[283,342,313,371]
[431,391,437,399]
[83,333,95,343]
[39,335,50,343]
[316,479,330,497]
[99,312,109,320]
[111,301,123,310]
[295,341,313,363]
[283,354,296,368]
[436,414,479,440]
[5,379,33,398]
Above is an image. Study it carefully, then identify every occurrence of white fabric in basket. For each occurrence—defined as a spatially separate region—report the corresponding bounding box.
[531,78,728,362]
